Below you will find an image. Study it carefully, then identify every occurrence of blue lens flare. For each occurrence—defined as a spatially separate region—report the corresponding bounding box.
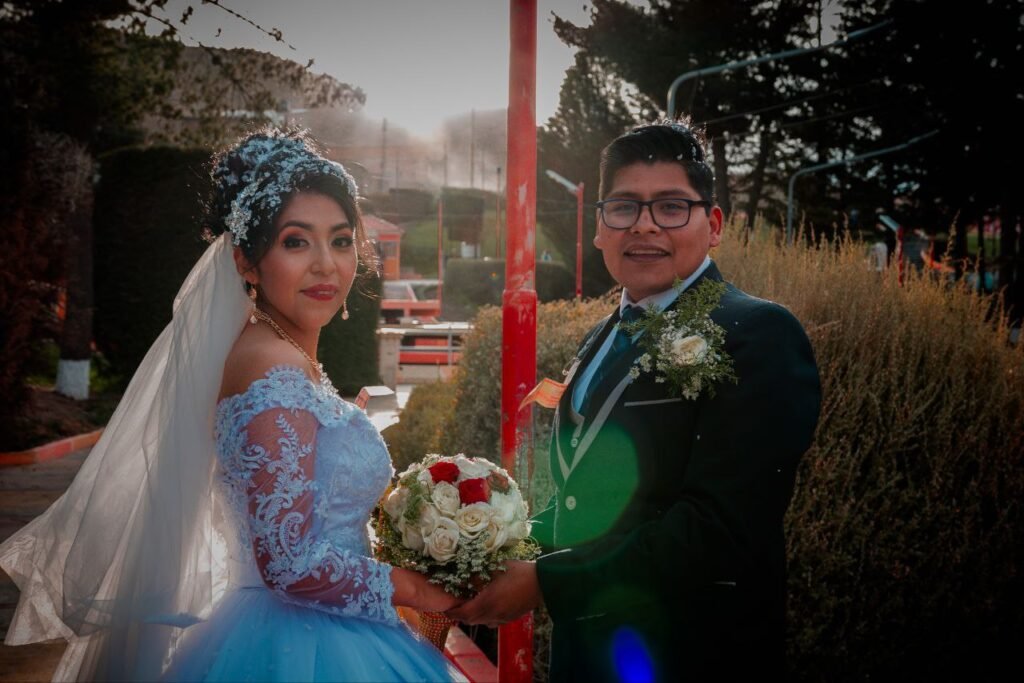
[612,627,654,683]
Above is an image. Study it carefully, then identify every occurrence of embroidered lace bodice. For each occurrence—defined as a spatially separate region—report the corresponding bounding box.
[214,365,398,625]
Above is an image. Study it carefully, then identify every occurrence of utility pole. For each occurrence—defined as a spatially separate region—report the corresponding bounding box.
[443,139,449,187]
[380,118,388,193]
[469,108,476,188]
[496,165,503,257]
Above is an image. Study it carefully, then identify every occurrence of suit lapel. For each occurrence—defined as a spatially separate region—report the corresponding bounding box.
[553,311,617,483]
[557,260,726,482]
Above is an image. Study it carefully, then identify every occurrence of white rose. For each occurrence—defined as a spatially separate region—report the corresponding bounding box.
[453,454,492,480]
[482,520,509,553]
[424,517,460,562]
[431,481,461,517]
[401,523,425,553]
[454,502,493,538]
[416,468,434,488]
[671,334,709,366]
[382,487,409,521]
[417,502,442,537]
[506,520,531,544]
[490,491,517,524]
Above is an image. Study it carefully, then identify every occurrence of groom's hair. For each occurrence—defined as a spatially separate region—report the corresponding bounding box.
[599,118,715,206]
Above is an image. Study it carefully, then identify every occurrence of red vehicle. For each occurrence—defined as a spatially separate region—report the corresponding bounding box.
[380,279,441,324]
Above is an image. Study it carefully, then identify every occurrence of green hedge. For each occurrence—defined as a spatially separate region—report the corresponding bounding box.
[319,270,381,396]
[381,380,457,475]
[94,147,212,383]
[94,146,380,394]
[441,258,576,321]
[397,223,1024,680]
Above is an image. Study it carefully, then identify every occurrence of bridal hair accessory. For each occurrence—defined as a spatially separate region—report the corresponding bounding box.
[251,306,324,381]
[216,132,358,246]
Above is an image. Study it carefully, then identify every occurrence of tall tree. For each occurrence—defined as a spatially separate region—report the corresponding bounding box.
[551,0,817,219]
[0,0,364,421]
[538,52,636,295]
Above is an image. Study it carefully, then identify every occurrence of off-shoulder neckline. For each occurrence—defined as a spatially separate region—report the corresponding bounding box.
[216,363,334,410]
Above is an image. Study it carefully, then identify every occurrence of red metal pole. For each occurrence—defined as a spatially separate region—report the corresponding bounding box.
[896,223,905,286]
[575,182,584,299]
[438,198,444,311]
[499,1,536,682]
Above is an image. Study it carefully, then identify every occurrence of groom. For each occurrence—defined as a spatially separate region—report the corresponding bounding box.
[449,122,821,682]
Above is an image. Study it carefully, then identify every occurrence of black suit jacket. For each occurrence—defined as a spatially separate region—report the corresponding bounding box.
[532,262,821,682]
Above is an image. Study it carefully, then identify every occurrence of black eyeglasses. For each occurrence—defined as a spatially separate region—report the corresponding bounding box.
[596,197,711,230]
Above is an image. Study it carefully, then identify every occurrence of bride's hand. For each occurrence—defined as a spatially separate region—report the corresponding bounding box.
[391,568,465,613]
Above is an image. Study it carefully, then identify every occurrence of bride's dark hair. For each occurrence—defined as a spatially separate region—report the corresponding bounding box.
[204,126,378,273]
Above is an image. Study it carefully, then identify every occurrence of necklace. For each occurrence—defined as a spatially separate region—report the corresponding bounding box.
[251,307,323,382]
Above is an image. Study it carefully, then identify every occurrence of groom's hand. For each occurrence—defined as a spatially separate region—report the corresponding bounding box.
[446,560,543,627]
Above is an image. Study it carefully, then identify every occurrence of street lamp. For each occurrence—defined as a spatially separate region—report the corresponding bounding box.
[545,169,584,299]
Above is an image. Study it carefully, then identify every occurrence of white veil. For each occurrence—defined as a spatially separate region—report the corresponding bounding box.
[0,234,248,681]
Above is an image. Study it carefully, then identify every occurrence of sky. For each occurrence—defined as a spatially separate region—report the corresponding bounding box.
[146,0,595,138]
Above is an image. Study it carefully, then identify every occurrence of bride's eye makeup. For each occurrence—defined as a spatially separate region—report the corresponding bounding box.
[333,230,354,248]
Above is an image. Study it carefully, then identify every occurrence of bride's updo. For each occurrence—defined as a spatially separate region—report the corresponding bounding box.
[205,127,374,268]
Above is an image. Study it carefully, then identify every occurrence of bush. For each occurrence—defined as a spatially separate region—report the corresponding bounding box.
[398,217,1024,680]
[712,223,1024,680]
[94,146,213,383]
[438,294,616,513]
[318,268,382,396]
[382,380,457,474]
[441,258,577,321]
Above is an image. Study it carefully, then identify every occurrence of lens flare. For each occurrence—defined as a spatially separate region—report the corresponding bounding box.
[612,627,654,683]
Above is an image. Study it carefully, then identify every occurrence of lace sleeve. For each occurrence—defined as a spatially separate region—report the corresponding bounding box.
[240,406,398,625]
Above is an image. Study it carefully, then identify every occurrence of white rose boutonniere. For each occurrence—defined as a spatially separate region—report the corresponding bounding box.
[623,279,737,400]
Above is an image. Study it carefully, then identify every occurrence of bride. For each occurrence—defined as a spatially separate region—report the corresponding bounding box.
[0,129,465,682]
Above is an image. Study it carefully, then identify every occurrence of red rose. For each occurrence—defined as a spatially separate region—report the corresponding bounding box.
[458,478,491,505]
[428,461,460,484]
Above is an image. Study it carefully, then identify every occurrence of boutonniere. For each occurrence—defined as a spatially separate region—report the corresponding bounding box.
[621,279,737,400]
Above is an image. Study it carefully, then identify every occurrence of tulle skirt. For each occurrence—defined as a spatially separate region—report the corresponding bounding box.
[162,587,462,682]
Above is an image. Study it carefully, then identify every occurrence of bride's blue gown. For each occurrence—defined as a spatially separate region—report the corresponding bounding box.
[162,365,460,682]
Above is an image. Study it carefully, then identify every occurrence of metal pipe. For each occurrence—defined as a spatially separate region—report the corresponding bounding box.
[666,19,892,119]
[785,130,938,243]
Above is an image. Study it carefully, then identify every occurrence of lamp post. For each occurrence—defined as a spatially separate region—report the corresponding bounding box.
[545,169,584,299]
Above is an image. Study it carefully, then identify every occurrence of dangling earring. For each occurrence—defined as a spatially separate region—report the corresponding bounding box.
[248,285,258,324]
[341,301,349,321]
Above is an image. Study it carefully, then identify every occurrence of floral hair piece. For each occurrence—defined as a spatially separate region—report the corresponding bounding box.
[216,132,358,246]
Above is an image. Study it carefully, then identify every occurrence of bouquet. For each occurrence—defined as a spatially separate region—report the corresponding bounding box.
[375,453,539,596]
[373,454,539,647]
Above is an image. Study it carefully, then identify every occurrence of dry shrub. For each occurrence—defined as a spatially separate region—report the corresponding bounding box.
[714,219,1024,680]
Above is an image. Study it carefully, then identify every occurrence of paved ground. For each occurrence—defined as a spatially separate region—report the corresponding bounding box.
[0,449,87,683]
